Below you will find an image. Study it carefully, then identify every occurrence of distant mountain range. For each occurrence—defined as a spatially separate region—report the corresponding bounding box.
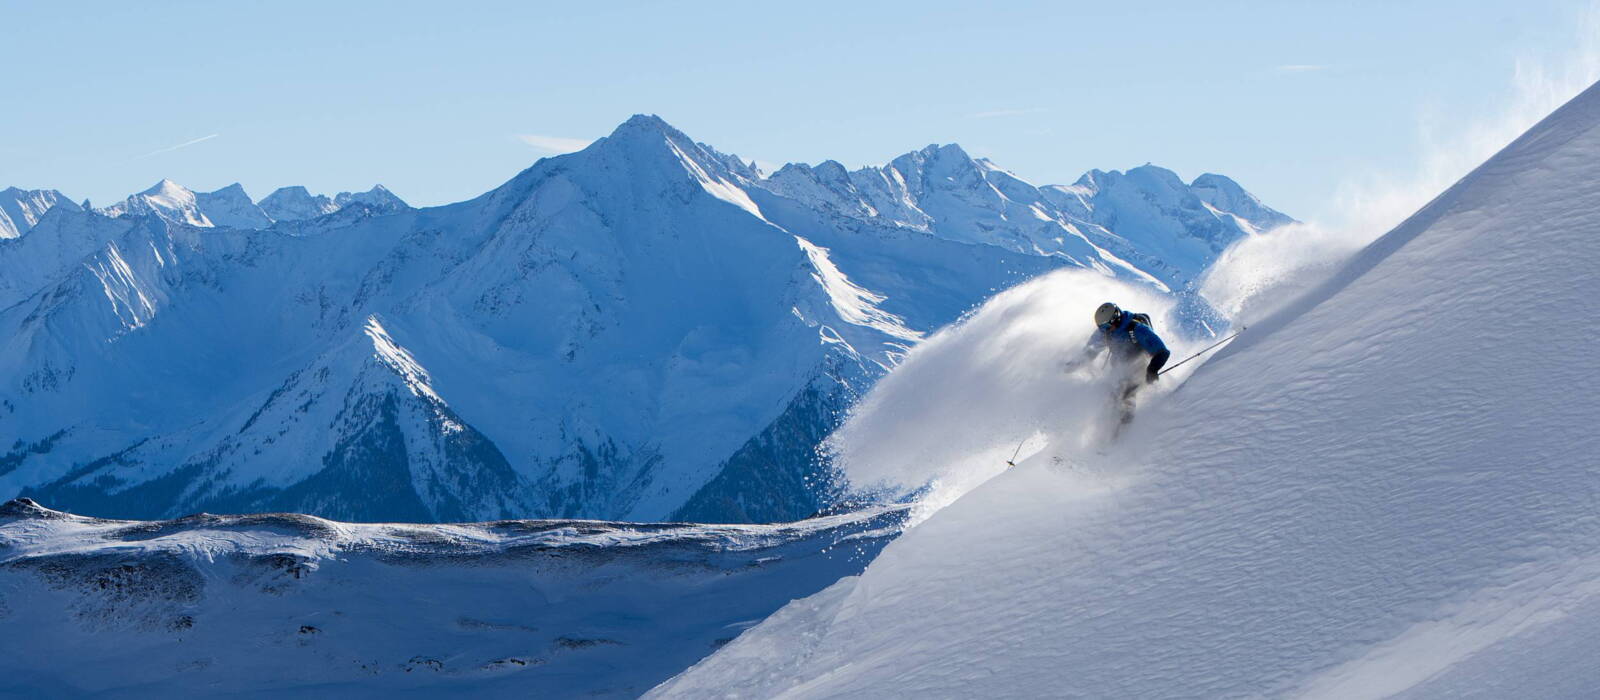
[0,115,1291,524]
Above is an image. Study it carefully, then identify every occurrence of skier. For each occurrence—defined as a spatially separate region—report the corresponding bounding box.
[1072,302,1171,427]
[1086,302,1170,381]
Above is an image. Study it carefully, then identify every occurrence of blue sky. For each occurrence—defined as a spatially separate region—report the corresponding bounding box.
[2,1,1595,223]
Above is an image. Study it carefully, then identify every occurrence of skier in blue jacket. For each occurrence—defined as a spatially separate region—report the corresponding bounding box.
[1085,302,1170,384]
[1070,302,1171,429]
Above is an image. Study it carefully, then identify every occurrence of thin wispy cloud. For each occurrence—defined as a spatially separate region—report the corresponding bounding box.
[970,108,1048,119]
[1274,64,1328,74]
[133,133,219,160]
[517,134,594,154]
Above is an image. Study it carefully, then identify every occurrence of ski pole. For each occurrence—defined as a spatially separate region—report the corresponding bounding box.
[1158,326,1246,377]
[998,441,1024,466]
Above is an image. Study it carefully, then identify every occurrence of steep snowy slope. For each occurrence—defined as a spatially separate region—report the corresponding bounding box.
[0,497,905,697]
[0,208,143,310]
[3,116,1283,526]
[653,83,1600,698]
[0,187,80,239]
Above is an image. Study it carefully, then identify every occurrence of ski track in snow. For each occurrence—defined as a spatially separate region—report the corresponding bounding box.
[650,82,1600,698]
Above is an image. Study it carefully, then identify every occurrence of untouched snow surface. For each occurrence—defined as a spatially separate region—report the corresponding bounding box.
[0,497,905,697]
[652,82,1600,698]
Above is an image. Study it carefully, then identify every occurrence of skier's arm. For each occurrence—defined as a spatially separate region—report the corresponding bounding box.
[1146,348,1171,382]
[1134,324,1170,382]
[1064,331,1105,372]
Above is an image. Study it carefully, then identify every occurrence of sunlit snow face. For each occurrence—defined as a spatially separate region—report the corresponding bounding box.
[1198,221,1371,324]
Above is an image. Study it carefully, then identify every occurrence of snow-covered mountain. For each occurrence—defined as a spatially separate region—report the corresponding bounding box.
[765,148,1289,292]
[256,185,340,222]
[0,187,81,239]
[194,182,274,229]
[0,496,905,697]
[260,184,408,222]
[334,184,410,213]
[89,181,408,229]
[101,179,217,227]
[1,115,1287,525]
[652,82,1600,697]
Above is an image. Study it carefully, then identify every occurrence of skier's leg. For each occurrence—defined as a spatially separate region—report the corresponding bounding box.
[1119,379,1139,425]
[1104,377,1138,443]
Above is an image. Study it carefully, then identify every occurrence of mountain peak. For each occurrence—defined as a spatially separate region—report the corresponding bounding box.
[333,184,410,212]
[1190,173,1295,231]
[908,143,973,162]
[142,178,193,197]
[604,114,694,147]
[569,114,763,189]
[616,113,675,132]
[97,179,211,227]
[194,183,273,229]
[1124,163,1186,188]
[887,143,977,180]
[259,185,339,222]
[266,185,312,198]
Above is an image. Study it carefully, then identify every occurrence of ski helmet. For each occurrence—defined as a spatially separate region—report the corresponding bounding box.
[1094,302,1121,326]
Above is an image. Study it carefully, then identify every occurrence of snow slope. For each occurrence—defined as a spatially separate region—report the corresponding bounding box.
[652,82,1600,698]
[0,497,905,697]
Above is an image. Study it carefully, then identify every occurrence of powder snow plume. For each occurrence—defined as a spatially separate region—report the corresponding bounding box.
[824,268,1184,520]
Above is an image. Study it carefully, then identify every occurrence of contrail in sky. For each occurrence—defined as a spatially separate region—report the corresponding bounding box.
[133,133,219,160]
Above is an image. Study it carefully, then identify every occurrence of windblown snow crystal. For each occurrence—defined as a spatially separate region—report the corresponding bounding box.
[1198,220,1366,323]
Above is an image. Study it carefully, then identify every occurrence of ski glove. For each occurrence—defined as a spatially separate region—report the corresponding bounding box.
[1145,349,1171,383]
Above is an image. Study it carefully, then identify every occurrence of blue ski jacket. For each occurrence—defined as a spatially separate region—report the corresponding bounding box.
[1087,310,1171,376]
